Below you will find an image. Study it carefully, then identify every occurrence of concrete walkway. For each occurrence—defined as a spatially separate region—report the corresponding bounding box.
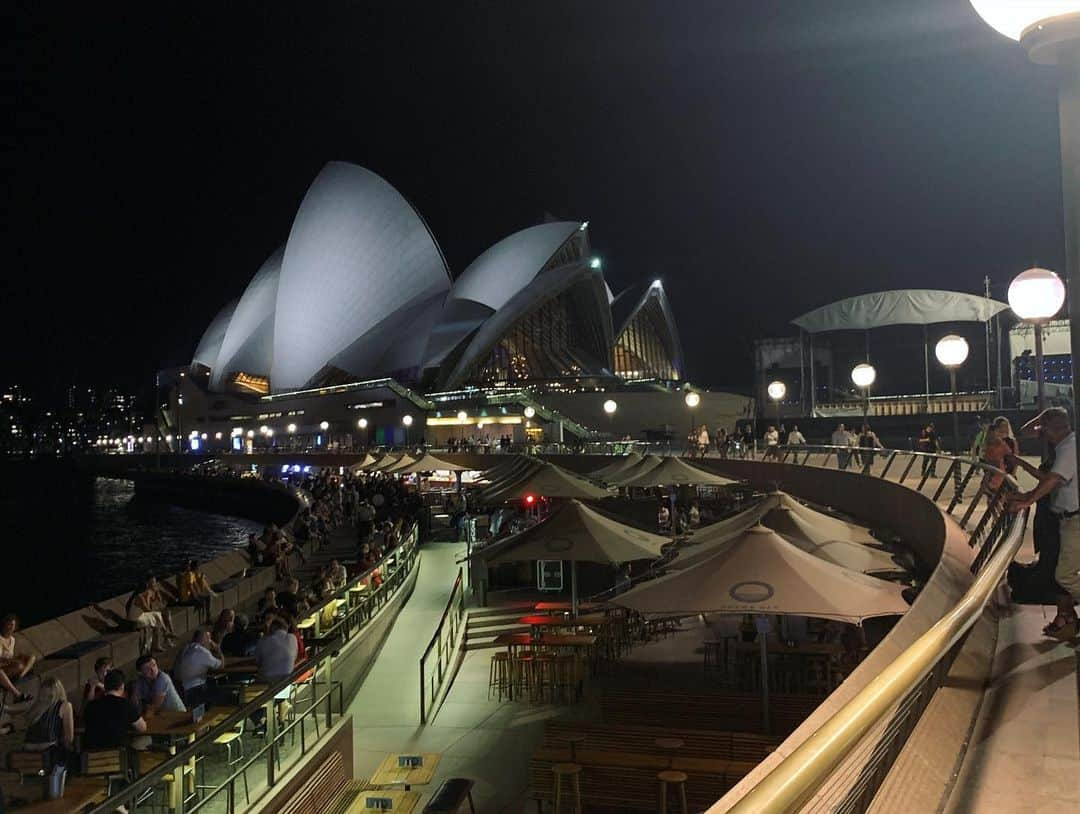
[347,541,573,812]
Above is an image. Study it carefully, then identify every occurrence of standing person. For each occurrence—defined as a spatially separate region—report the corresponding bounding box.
[697,424,710,458]
[831,423,851,470]
[857,424,883,472]
[787,425,806,445]
[980,416,1018,495]
[764,425,780,448]
[918,423,938,477]
[1008,408,1080,640]
[715,427,728,458]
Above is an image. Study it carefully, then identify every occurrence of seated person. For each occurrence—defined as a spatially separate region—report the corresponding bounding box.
[179,560,217,622]
[83,669,147,749]
[23,677,76,767]
[211,609,235,647]
[257,588,279,617]
[174,629,224,708]
[246,532,265,566]
[328,559,348,590]
[0,613,36,702]
[221,613,258,657]
[255,618,298,684]
[276,579,303,618]
[125,578,173,652]
[134,655,185,717]
[83,656,113,704]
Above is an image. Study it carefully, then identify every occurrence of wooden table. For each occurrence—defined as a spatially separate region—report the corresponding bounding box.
[732,641,842,693]
[142,706,237,811]
[519,614,609,634]
[369,752,442,787]
[534,601,606,612]
[346,789,421,813]
[15,776,107,813]
[212,657,258,675]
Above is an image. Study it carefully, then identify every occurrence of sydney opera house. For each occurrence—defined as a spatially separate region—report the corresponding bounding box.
[169,162,727,450]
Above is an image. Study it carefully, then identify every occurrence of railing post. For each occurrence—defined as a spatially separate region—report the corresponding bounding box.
[266,699,277,789]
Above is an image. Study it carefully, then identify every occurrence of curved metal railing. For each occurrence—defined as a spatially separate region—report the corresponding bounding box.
[712,445,1029,813]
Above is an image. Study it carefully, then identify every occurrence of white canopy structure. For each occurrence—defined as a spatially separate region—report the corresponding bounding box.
[792,289,1009,334]
[479,460,611,502]
[368,453,404,472]
[790,289,1010,413]
[615,524,909,623]
[587,452,644,482]
[349,453,378,471]
[384,454,417,473]
[762,505,904,575]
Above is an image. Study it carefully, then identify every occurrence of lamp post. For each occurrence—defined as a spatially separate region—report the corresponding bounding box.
[969,1,1079,440]
[766,380,785,436]
[402,414,414,447]
[357,417,368,450]
[936,335,971,483]
[457,410,468,446]
[1008,267,1067,410]
[602,399,617,451]
[684,391,701,455]
[851,363,877,426]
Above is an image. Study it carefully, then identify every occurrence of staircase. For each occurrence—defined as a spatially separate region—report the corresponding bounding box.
[464,603,536,650]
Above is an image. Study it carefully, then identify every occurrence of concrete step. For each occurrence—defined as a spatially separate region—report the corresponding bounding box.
[466,615,531,631]
[465,603,535,620]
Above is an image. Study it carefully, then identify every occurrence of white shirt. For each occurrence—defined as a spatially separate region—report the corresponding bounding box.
[787,430,805,445]
[256,630,298,682]
[764,430,779,446]
[1050,432,1078,514]
[0,635,14,660]
[175,642,222,690]
[830,430,848,447]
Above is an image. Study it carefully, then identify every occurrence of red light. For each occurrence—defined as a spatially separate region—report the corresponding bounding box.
[524,494,535,505]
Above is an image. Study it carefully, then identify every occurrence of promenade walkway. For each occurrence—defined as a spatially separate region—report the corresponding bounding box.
[347,542,565,812]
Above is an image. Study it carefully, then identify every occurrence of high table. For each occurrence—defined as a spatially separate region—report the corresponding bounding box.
[141,706,237,811]
[14,776,108,813]
[370,752,442,787]
[347,790,421,813]
[534,601,606,613]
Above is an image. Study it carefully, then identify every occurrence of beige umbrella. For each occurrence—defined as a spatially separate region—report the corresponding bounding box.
[615,524,908,622]
[617,456,738,488]
[384,454,417,473]
[762,505,904,575]
[368,453,403,472]
[475,456,534,484]
[774,491,877,544]
[394,452,472,474]
[616,523,908,731]
[348,453,378,472]
[480,461,611,502]
[479,498,669,612]
[609,454,664,486]
[668,496,780,571]
[588,451,644,482]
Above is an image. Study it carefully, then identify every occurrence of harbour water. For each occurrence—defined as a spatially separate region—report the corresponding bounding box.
[0,467,262,626]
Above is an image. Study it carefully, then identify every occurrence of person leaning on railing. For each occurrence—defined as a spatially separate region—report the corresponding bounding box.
[1007,407,1080,641]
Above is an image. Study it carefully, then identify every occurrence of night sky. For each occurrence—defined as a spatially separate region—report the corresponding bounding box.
[8,1,1067,401]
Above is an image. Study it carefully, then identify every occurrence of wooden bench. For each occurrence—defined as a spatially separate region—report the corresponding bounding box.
[277,751,371,814]
[542,721,781,763]
[528,745,755,811]
[602,687,820,735]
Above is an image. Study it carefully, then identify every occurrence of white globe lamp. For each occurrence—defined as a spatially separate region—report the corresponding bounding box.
[1008,267,1066,321]
[851,363,877,388]
[523,405,536,418]
[357,418,367,429]
[602,399,617,415]
[684,391,701,408]
[935,335,970,368]
[766,381,786,401]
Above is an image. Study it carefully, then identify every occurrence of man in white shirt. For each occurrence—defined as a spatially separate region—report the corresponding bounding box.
[174,629,224,707]
[830,424,851,469]
[1009,408,1080,640]
[255,619,298,683]
[787,425,806,445]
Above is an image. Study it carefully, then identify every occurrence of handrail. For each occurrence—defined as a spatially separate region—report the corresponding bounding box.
[419,567,467,724]
[712,447,1027,813]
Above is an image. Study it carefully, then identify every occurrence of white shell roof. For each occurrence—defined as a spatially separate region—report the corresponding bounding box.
[448,221,582,311]
[210,246,282,390]
[271,162,451,391]
[191,299,237,372]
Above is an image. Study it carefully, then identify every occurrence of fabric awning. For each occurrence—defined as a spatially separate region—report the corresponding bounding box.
[384,454,417,473]
[480,460,612,502]
[616,456,738,487]
[792,289,1009,334]
[368,453,404,472]
[587,452,644,482]
[763,506,904,575]
[349,453,378,471]
[394,453,472,474]
[669,497,779,571]
[477,499,669,564]
[614,524,909,623]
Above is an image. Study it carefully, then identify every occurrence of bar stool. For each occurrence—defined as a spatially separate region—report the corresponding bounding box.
[554,654,579,703]
[488,652,511,701]
[551,763,582,814]
[657,770,688,814]
[534,654,557,704]
[514,652,536,701]
[654,737,684,769]
[565,733,587,762]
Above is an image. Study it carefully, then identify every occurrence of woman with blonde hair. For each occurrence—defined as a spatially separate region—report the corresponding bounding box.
[981,416,1018,494]
[24,677,75,766]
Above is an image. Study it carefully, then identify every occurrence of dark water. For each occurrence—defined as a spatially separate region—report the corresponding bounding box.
[0,468,262,626]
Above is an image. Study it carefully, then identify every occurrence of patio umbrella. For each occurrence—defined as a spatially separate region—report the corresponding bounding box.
[394,452,472,474]
[608,455,664,486]
[349,453,378,471]
[615,523,908,732]
[384,454,417,473]
[475,456,534,484]
[773,491,877,544]
[479,498,669,613]
[480,461,611,503]
[368,453,403,472]
[616,456,738,488]
[762,505,904,575]
[668,496,780,571]
[587,451,644,482]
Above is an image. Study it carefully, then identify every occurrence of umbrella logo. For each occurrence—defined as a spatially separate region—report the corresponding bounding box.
[729,581,774,603]
[544,537,574,553]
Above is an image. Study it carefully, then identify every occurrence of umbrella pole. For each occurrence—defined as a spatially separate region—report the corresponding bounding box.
[760,631,770,734]
[571,561,579,616]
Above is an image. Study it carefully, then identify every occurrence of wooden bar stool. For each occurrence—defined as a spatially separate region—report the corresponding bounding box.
[488,652,511,701]
[657,770,688,814]
[534,654,557,704]
[551,763,582,814]
[514,653,536,701]
[554,654,580,703]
